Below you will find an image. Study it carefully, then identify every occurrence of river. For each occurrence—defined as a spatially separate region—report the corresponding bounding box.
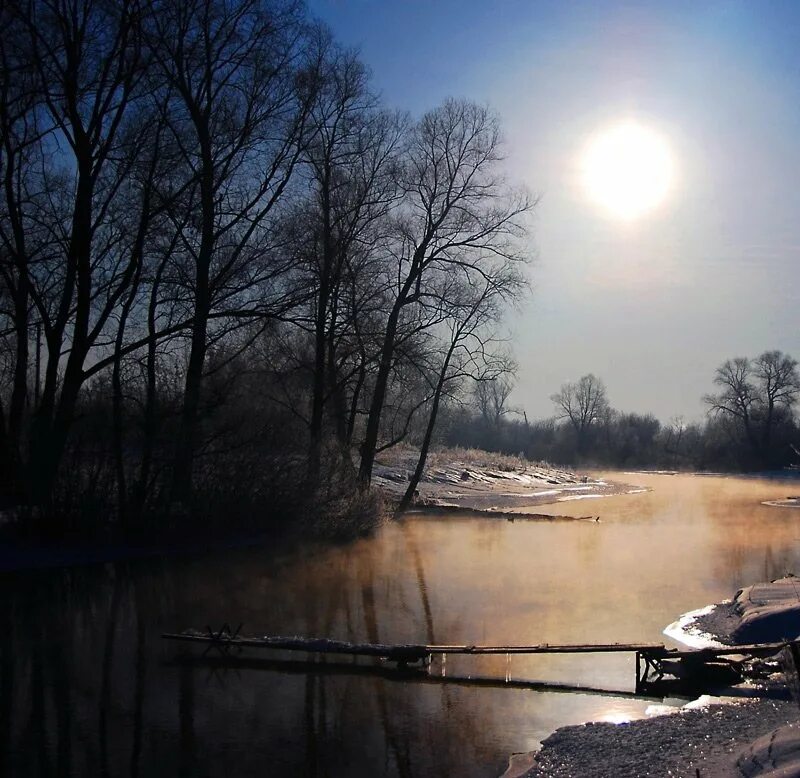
[3,472,800,777]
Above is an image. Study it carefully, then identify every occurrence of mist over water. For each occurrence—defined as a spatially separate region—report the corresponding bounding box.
[4,473,800,777]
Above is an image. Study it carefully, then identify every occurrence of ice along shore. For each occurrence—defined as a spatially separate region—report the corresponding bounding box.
[510,577,800,778]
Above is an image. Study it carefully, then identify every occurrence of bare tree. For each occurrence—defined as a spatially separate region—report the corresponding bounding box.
[662,415,686,466]
[704,358,757,449]
[108,111,171,523]
[300,39,405,477]
[0,1,41,497]
[0,0,149,505]
[357,98,533,485]
[551,373,609,452]
[397,272,520,512]
[474,375,515,428]
[704,351,800,460]
[0,2,541,530]
[754,350,800,448]
[146,0,316,501]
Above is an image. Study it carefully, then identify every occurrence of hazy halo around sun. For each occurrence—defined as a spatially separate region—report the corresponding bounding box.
[581,120,674,220]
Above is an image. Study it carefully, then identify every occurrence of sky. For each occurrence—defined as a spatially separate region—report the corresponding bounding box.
[307,0,800,422]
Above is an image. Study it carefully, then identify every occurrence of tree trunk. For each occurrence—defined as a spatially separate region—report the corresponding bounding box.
[7,264,28,479]
[358,304,402,485]
[308,169,333,480]
[358,246,426,486]
[171,134,214,504]
[346,360,365,447]
[308,271,331,480]
[171,287,210,504]
[112,330,128,524]
[132,257,167,516]
[2,115,31,499]
[398,346,453,512]
[0,397,14,504]
[762,398,775,454]
[327,334,350,452]
[28,156,94,506]
[741,410,760,460]
[111,257,143,525]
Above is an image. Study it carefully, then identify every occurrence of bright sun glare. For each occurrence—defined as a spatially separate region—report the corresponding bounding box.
[581,121,674,220]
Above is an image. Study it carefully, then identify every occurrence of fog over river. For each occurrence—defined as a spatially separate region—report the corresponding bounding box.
[4,472,800,777]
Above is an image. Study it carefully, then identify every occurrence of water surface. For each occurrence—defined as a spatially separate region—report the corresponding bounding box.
[4,472,800,777]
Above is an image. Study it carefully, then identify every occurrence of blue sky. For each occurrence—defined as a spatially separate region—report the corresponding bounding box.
[308,0,800,421]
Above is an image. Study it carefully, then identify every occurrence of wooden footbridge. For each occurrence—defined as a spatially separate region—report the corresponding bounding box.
[162,625,800,695]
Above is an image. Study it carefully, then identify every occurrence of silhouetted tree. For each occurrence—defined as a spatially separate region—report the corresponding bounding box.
[0,1,543,534]
[754,350,800,450]
[357,99,532,485]
[704,350,800,465]
[146,0,316,501]
[474,376,515,428]
[301,39,405,477]
[550,373,609,454]
[398,273,520,511]
[1,0,149,507]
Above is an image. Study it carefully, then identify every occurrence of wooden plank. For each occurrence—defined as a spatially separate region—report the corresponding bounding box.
[425,643,665,655]
[161,633,430,661]
[162,631,799,661]
[161,632,665,657]
[641,641,793,660]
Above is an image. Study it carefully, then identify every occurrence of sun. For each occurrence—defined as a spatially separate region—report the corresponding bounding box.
[581,121,674,220]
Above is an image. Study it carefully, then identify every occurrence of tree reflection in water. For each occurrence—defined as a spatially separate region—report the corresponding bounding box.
[4,473,800,776]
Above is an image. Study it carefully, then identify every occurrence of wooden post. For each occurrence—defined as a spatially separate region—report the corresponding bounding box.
[34,321,41,406]
[635,651,642,690]
[788,641,800,697]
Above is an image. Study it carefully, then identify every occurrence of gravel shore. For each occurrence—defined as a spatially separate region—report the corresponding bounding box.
[691,601,741,646]
[523,698,798,778]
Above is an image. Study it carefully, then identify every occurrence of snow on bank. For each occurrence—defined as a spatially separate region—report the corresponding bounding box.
[512,580,800,778]
[663,603,729,649]
[664,577,800,650]
[556,493,604,501]
[693,579,800,646]
[374,448,640,513]
[762,497,800,508]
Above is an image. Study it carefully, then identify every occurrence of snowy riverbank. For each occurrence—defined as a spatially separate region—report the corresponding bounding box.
[374,447,641,514]
[673,577,800,647]
[512,578,800,777]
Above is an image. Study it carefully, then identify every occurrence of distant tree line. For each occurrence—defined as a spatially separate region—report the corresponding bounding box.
[442,351,800,472]
[0,0,531,534]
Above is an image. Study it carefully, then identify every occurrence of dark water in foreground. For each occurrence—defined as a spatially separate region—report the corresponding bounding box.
[3,472,800,777]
